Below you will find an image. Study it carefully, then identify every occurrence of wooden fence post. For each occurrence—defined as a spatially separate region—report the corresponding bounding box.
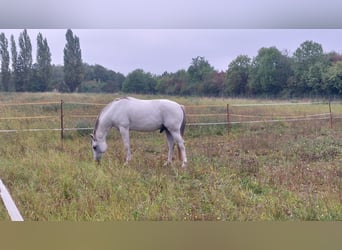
[227,104,230,134]
[60,100,64,139]
[329,101,333,129]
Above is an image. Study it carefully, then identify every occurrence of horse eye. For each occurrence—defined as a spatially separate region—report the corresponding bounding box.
[93,146,97,150]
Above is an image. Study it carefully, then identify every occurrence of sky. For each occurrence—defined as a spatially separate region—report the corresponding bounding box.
[0,1,342,75]
[1,29,341,76]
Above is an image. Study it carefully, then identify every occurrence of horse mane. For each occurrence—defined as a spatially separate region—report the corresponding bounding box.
[93,116,100,136]
[93,97,130,136]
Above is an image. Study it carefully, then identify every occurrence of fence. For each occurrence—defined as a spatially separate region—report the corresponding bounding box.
[187,101,341,134]
[0,100,341,137]
[0,178,24,221]
[0,99,341,220]
[227,101,341,131]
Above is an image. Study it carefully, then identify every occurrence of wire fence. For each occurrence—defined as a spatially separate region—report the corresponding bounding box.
[1,99,340,221]
[0,100,341,137]
[228,102,341,129]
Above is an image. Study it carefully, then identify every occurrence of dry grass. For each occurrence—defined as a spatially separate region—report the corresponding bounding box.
[0,93,341,221]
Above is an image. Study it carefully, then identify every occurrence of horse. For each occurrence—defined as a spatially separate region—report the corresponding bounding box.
[90,97,187,168]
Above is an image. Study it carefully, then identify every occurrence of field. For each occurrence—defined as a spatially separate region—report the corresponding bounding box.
[0,93,341,221]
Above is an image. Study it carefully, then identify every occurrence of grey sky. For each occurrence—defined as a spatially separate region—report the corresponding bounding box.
[1,29,341,76]
[1,0,342,75]
[2,0,342,28]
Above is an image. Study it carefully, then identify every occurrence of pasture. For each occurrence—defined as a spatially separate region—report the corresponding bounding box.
[0,92,341,221]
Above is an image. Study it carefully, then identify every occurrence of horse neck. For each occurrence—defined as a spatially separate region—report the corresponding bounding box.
[95,100,119,141]
[95,115,111,141]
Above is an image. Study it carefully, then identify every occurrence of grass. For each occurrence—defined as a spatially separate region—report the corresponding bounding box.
[0,93,341,221]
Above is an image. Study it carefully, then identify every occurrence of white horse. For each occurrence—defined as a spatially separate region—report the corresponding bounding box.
[90,97,187,168]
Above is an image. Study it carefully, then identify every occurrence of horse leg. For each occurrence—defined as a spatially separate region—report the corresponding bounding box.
[170,131,187,168]
[164,130,175,166]
[119,127,131,164]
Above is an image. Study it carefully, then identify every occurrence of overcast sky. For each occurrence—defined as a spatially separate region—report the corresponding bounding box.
[1,1,342,75]
[1,29,341,76]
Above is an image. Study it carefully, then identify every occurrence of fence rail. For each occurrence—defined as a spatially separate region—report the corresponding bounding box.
[1,99,340,221]
[0,100,341,135]
[0,179,24,221]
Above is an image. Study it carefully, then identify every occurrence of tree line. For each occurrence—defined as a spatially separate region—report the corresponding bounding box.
[0,30,342,97]
[0,29,82,92]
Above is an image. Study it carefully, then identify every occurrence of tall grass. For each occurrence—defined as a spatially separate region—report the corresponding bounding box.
[0,93,341,221]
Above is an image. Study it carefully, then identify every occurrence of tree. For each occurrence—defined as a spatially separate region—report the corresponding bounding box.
[50,65,65,91]
[306,61,328,95]
[324,61,342,95]
[225,55,251,96]
[156,70,188,95]
[81,63,125,93]
[122,69,156,94]
[33,33,52,91]
[93,64,109,82]
[0,33,11,91]
[292,40,325,95]
[249,47,292,96]
[185,56,214,95]
[63,29,83,92]
[10,35,19,91]
[200,70,226,96]
[17,29,33,91]
[293,40,323,65]
[102,70,125,93]
[327,51,342,64]
[188,56,214,83]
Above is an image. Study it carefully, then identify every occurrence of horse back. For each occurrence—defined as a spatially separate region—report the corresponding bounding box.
[114,98,184,132]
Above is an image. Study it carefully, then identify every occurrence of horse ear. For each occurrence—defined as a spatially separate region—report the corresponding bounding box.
[90,134,95,140]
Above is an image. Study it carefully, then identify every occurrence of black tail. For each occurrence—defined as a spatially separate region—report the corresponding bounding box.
[177,105,186,161]
[160,124,167,133]
[180,105,186,137]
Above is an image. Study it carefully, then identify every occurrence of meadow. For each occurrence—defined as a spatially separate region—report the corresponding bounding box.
[0,93,341,221]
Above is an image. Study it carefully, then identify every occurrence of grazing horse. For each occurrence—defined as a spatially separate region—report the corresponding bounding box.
[90,97,187,168]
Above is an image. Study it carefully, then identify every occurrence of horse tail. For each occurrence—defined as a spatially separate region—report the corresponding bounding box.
[178,105,186,160]
[180,105,186,137]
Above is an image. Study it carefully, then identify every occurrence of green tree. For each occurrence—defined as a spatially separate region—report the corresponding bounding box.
[17,29,33,91]
[63,29,83,92]
[10,35,19,91]
[249,47,292,96]
[292,40,325,95]
[102,70,125,92]
[185,56,214,95]
[93,64,109,82]
[33,33,52,91]
[200,70,226,96]
[306,61,328,95]
[327,51,342,64]
[324,61,342,95]
[0,33,11,91]
[83,63,94,82]
[173,70,189,95]
[156,70,188,95]
[81,63,125,93]
[188,56,214,83]
[50,65,65,91]
[122,69,156,94]
[225,55,251,96]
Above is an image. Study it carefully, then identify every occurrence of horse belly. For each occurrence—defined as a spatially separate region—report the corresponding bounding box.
[128,109,163,132]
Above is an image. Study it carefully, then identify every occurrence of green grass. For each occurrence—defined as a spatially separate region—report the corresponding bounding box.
[0,93,341,221]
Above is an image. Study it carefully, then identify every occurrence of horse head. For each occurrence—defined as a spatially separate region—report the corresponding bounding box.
[90,133,108,162]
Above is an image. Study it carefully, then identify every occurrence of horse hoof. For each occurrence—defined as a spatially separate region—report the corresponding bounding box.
[181,162,187,168]
[163,161,171,167]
